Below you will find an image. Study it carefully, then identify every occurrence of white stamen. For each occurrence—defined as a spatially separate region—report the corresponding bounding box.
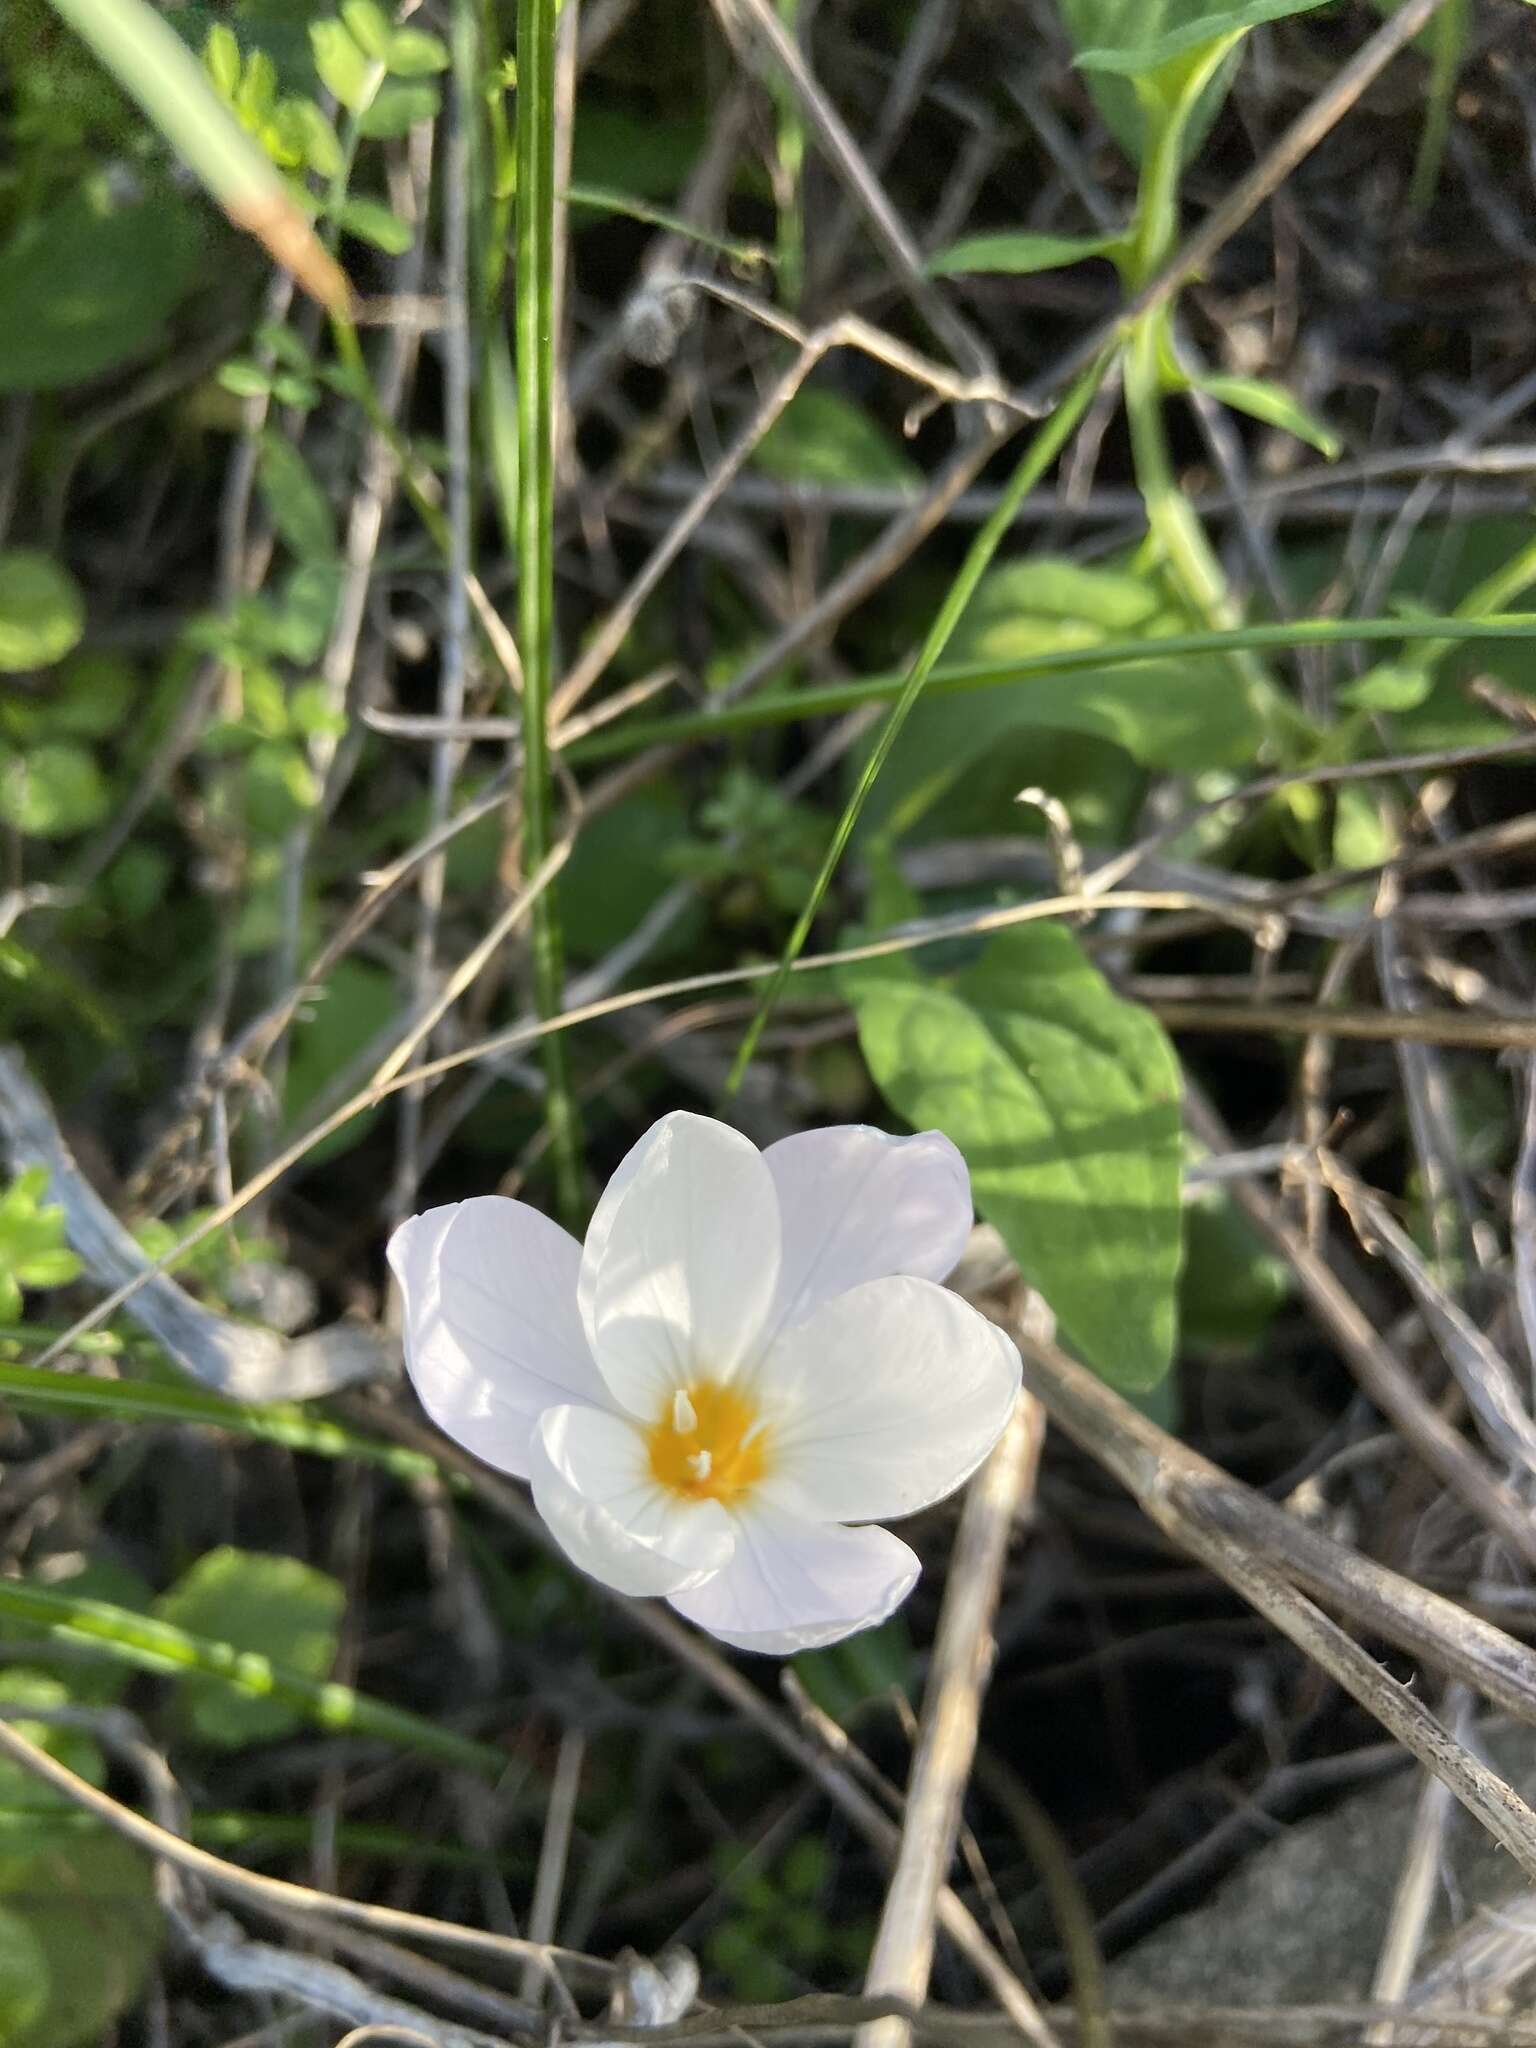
[686,1449,712,1481]
[672,1388,698,1434]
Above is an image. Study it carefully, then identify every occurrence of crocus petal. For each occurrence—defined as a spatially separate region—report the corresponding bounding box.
[762,1125,972,1336]
[529,1404,735,1597]
[668,1504,919,1653]
[756,1276,1021,1524]
[579,1111,781,1419]
[388,1199,609,1480]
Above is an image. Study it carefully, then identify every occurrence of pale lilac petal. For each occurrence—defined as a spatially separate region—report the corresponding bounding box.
[388,1199,608,1480]
[763,1125,972,1335]
[755,1276,1020,1523]
[578,1111,780,1419]
[529,1405,736,1598]
[668,1505,919,1653]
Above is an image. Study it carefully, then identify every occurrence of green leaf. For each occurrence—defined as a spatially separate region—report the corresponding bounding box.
[859,559,1261,841]
[1338,660,1432,711]
[218,357,275,398]
[0,555,85,673]
[288,679,346,738]
[244,741,319,837]
[845,923,1183,1387]
[1065,0,1332,72]
[927,228,1125,277]
[265,562,342,662]
[966,558,1163,633]
[357,78,439,136]
[0,1835,160,2048]
[1180,1182,1291,1351]
[0,1170,83,1296]
[202,20,242,98]
[1282,516,1536,746]
[1191,372,1340,458]
[0,187,202,393]
[308,16,373,105]
[0,745,111,839]
[1052,4,1241,160]
[0,1907,48,2044]
[385,24,449,74]
[40,652,137,737]
[338,0,392,58]
[271,96,343,177]
[0,1676,104,1816]
[571,107,707,202]
[333,195,415,254]
[154,1546,344,1748]
[754,387,921,490]
[284,956,397,1124]
[256,433,335,559]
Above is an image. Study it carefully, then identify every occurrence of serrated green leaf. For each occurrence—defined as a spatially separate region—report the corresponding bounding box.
[1192,372,1340,457]
[845,923,1183,1387]
[754,387,921,490]
[356,78,439,136]
[0,555,85,673]
[334,195,415,254]
[0,746,110,839]
[308,16,374,108]
[927,228,1125,277]
[154,1546,345,1748]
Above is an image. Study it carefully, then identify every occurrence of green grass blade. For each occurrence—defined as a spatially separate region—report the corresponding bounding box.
[725,353,1114,1090]
[44,0,349,311]
[0,1362,435,1480]
[0,1580,506,1779]
[565,612,1536,763]
[516,0,583,1221]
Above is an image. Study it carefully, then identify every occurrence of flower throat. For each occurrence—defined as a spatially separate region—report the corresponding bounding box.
[647,1382,769,1503]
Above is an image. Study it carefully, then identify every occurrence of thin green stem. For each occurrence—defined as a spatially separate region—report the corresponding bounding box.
[562,616,1536,764]
[0,1580,507,1779]
[0,1361,437,1480]
[726,355,1114,1092]
[1407,0,1467,214]
[516,0,582,1222]
[1120,34,1275,716]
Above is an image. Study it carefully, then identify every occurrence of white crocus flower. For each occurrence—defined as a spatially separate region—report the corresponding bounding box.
[388,1112,1021,1654]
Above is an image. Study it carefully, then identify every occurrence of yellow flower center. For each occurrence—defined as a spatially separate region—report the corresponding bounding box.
[647,1381,770,1504]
